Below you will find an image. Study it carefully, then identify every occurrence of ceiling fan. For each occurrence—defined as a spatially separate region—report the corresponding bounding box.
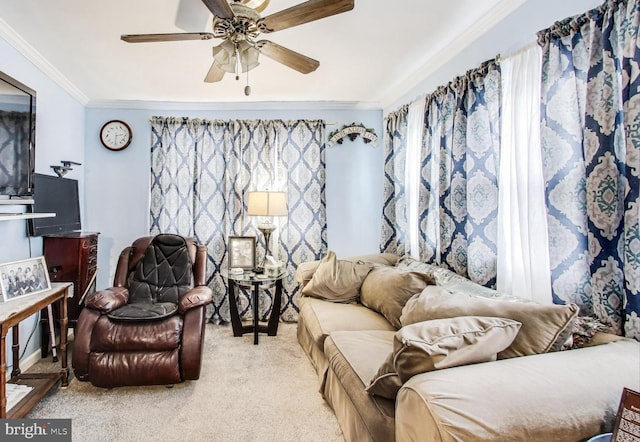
[121,0,355,94]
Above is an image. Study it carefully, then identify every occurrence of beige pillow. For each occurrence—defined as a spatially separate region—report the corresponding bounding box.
[360,266,434,329]
[366,316,521,399]
[401,285,579,359]
[296,253,398,289]
[300,251,373,303]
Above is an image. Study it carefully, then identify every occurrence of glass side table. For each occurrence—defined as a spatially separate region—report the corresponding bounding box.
[222,269,286,345]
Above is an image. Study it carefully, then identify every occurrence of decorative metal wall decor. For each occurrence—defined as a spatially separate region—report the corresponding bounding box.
[328,123,377,147]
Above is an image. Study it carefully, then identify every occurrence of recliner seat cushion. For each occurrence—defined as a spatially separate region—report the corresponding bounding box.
[107,301,178,321]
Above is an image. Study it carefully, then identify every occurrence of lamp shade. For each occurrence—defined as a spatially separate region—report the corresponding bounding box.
[247,191,287,216]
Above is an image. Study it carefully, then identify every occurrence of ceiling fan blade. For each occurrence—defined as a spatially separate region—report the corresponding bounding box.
[260,0,354,33]
[257,40,319,74]
[204,62,226,82]
[201,0,235,19]
[121,32,214,43]
[175,0,212,31]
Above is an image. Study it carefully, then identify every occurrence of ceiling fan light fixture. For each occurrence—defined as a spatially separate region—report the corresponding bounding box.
[238,41,260,72]
[213,40,260,74]
[213,40,238,73]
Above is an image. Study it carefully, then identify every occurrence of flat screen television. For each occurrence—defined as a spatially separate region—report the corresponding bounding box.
[29,174,81,236]
[0,70,36,198]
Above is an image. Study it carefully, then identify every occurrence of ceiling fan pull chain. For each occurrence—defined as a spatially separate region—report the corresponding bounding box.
[235,44,241,80]
[245,70,252,96]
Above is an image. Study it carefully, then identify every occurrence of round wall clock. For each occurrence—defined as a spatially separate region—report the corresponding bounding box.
[100,120,132,151]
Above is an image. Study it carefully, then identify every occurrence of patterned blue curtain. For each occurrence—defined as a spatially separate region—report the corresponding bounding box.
[538,0,640,339]
[380,106,409,255]
[381,60,501,288]
[421,60,501,287]
[149,117,327,323]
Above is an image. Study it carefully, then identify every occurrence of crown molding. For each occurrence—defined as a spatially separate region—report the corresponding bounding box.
[378,0,527,112]
[86,99,382,111]
[0,17,90,105]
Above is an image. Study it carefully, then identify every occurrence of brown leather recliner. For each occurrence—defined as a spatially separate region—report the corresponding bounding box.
[72,234,213,388]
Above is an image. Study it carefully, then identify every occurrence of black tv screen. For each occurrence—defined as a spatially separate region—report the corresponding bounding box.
[29,174,81,236]
[0,70,36,197]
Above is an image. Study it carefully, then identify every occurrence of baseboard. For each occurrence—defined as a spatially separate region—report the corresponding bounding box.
[19,350,41,372]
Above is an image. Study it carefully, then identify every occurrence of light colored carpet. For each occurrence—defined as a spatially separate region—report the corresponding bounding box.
[27,323,344,442]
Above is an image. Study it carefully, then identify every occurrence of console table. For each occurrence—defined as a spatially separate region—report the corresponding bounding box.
[224,271,285,345]
[0,282,71,418]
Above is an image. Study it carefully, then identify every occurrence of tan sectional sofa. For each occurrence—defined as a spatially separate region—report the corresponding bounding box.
[295,253,640,442]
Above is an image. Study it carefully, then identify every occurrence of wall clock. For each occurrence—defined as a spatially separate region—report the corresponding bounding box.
[100,120,132,151]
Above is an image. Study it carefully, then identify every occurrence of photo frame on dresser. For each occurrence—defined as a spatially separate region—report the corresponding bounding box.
[228,236,256,270]
[0,256,51,302]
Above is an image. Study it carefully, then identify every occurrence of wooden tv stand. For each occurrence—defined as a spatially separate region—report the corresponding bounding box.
[0,282,71,418]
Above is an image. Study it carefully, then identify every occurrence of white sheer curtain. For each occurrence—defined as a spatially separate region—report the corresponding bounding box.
[405,99,426,260]
[497,43,552,304]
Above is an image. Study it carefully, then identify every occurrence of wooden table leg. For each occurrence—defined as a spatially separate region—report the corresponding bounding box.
[267,278,282,336]
[11,324,20,378]
[59,291,69,387]
[1,331,6,418]
[228,280,243,337]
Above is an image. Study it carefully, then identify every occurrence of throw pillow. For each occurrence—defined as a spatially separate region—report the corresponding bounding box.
[296,253,398,289]
[360,266,434,329]
[300,251,374,303]
[366,316,521,399]
[401,285,580,359]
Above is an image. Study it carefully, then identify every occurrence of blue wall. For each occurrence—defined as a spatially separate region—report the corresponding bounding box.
[0,36,86,366]
[84,106,383,289]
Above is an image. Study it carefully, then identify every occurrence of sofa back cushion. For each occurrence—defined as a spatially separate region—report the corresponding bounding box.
[296,253,398,289]
[360,266,434,329]
[401,285,579,358]
[301,251,374,303]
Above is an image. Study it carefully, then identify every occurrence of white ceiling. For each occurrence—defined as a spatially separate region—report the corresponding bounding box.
[0,0,520,108]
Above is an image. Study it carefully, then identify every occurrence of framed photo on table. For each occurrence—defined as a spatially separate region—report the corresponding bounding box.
[228,236,256,270]
[0,256,51,302]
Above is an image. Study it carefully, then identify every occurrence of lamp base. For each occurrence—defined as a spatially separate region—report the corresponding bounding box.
[257,221,277,269]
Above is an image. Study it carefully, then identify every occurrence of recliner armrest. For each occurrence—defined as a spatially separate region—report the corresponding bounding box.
[85,287,129,313]
[179,286,213,314]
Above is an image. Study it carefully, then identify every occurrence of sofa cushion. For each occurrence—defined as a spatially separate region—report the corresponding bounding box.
[324,331,396,441]
[396,339,640,442]
[360,266,434,329]
[301,250,374,303]
[366,316,521,399]
[298,297,395,350]
[401,285,579,359]
[397,255,523,302]
[296,253,399,289]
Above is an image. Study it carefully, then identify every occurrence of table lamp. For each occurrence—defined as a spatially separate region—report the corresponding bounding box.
[247,191,287,271]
